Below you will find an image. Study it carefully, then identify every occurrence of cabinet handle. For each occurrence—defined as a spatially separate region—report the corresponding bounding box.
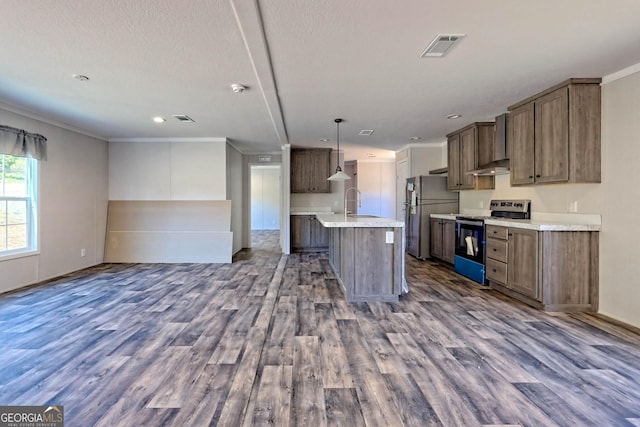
[528,175,534,179]
[535,175,541,178]
[493,248,497,252]
[508,233,513,236]
[493,269,497,272]
[492,230,497,234]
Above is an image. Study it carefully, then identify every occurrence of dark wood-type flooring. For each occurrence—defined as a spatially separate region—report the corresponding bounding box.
[1,230,640,426]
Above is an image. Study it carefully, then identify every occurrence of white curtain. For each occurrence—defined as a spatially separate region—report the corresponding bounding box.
[0,125,47,160]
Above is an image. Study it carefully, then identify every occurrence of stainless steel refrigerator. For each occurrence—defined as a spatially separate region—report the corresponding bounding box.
[405,176,459,259]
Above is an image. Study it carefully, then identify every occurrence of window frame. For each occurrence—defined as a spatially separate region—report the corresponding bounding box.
[0,154,39,260]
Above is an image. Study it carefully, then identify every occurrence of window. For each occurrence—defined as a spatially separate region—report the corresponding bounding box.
[0,154,38,257]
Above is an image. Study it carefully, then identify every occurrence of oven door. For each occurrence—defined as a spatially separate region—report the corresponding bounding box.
[454,218,486,284]
[455,219,485,263]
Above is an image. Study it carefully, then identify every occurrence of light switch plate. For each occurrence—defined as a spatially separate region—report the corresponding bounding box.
[385,231,394,244]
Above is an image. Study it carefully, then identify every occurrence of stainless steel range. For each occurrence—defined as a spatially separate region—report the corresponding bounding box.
[454,199,531,284]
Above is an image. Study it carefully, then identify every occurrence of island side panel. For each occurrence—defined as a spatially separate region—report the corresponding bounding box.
[339,227,356,301]
[329,228,341,276]
[352,227,400,302]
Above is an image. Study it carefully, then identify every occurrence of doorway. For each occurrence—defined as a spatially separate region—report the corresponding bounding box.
[250,165,281,251]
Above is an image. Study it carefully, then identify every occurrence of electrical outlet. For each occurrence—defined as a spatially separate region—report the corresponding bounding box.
[81,248,86,257]
[569,201,578,213]
[479,200,484,209]
[385,231,394,244]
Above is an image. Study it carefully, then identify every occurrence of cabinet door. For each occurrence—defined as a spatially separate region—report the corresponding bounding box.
[507,228,540,300]
[447,135,461,191]
[535,87,569,184]
[430,219,443,259]
[309,149,332,193]
[442,219,456,264]
[310,217,330,248]
[510,103,536,185]
[291,149,331,193]
[459,128,477,190]
[290,216,311,249]
[291,150,312,193]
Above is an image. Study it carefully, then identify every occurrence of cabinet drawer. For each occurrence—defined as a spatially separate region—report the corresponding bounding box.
[486,225,508,240]
[486,238,508,262]
[486,258,507,285]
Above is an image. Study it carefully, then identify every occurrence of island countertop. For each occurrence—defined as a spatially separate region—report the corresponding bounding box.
[315,214,404,228]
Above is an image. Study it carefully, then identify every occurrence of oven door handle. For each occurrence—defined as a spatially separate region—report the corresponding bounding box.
[456,219,484,227]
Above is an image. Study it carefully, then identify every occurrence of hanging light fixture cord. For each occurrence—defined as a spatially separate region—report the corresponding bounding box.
[327,118,350,181]
[335,118,342,172]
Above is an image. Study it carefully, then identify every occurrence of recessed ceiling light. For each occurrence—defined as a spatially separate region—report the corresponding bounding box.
[367,153,376,158]
[72,74,89,82]
[446,114,462,119]
[359,130,374,136]
[153,116,166,123]
[320,138,330,142]
[409,136,420,141]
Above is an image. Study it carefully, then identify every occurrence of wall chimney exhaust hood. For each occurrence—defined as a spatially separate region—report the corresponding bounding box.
[468,113,510,176]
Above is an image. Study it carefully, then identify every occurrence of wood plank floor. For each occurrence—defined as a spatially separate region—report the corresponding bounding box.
[1,231,640,426]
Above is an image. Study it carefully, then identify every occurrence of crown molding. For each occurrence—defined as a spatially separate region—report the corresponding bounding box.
[109,137,228,143]
[602,62,640,84]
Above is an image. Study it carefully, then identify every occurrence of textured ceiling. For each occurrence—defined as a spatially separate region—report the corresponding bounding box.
[1,0,640,160]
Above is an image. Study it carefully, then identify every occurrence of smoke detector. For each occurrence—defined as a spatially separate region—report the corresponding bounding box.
[231,84,247,93]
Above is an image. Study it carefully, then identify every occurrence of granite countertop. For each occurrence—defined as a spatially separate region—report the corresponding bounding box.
[290,207,335,215]
[429,213,601,231]
[484,218,601,231]
[290,210,335,215]
[315,213,404,228]
[430,213,459,220]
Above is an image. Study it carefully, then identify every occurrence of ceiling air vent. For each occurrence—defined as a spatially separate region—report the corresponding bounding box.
[172,115,195,123]
[421,34,465,58]
[359,130,374,136]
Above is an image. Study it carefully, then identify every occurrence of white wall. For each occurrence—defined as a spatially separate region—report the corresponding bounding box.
[109,140,227,200]
[0,108,108,293]
[357,161,396,218]
[226,143,244,254]
[460,175,601,214]
[251,165,280,230]
[598,69,640,328]
[459,67,640,328]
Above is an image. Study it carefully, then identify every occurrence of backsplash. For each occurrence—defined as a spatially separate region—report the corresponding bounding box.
[460,174,602,215]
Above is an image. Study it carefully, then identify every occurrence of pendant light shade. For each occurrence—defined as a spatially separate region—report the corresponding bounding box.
[327,118,351,181]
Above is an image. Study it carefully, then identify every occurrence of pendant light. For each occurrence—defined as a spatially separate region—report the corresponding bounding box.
[327,118,351,181]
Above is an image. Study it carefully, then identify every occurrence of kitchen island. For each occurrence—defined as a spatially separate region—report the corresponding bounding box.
[315,214,405,303]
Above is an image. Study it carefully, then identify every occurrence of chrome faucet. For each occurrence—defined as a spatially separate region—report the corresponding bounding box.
[344,187,361,219]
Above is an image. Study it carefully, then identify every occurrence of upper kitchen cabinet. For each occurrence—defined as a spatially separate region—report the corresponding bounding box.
[508,78,601,186]
[291,148,332,193]
[447,123,495,191]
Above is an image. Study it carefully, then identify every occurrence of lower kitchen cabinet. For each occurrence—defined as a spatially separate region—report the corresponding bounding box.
[507,228,539,300]
[430,218,456,264]
[485,224,598,312]
[290,215,330,252]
